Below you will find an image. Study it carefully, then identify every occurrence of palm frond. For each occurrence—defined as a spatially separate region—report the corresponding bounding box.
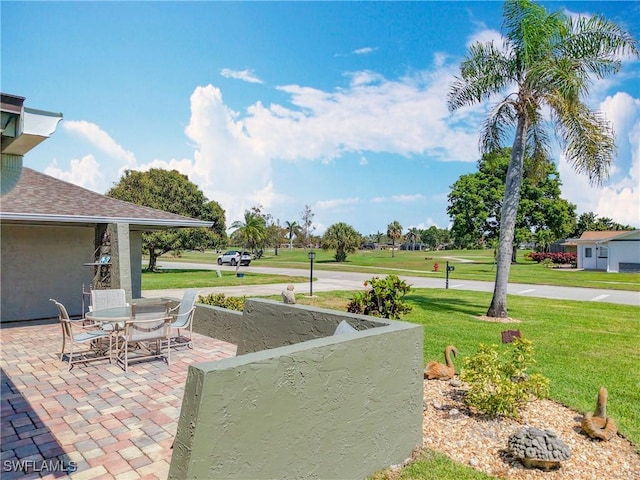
[448,42,513,111]
[479,100,517,153]
[550,97,614,186]
[562,14,639,78]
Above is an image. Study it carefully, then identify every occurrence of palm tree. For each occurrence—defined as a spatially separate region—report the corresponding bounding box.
[230,211,266,255]
[448,0,637,318]
[284,220,302,249]
[321,222,361,262]
[387,221,403,258]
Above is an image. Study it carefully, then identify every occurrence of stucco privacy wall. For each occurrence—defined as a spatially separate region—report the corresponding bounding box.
[238,298,384,355]
[1,224,93,321]
[169,318,423,480]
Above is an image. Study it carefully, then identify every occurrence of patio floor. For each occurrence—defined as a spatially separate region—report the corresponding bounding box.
[1,320,237,479]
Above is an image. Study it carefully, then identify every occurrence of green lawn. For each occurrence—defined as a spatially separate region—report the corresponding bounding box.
[159,248,640,291]
[141,269,308,290]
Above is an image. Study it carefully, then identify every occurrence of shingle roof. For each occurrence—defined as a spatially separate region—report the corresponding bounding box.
[577,230,633,242]
[0,168,212,229]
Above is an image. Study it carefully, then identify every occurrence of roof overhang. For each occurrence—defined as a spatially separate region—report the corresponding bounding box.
[1,108,63,156]
[0,213,213,230]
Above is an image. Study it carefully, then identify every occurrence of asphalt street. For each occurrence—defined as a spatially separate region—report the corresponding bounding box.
[144,261,640,306]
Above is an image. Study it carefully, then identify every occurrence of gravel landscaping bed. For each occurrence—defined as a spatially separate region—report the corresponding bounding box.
[421,379,640,479]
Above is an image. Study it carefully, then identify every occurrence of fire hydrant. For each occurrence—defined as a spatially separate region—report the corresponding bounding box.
[433,262,439,272]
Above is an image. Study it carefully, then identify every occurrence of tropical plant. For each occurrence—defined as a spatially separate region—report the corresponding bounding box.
[284,220,302,249]
[448,0,638,317]
[347,274,412,319]
[106,169,226,271]
[230,211,266,254]
[321,222,362,262]
[460,338,550,418]
[386,220,403,257]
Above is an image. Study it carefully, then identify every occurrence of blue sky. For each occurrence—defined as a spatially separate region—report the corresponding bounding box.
[2,1,639,235]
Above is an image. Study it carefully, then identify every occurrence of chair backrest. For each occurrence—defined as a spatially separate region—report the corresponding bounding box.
[173,289,200,327]
[50,299,73,338]
[123,317,171,342]
[91,289,127,312]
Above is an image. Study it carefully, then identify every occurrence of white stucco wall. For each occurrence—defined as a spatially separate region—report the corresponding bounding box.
[608,235,640,273]
[1,224,94,321]
[578,243,597,270]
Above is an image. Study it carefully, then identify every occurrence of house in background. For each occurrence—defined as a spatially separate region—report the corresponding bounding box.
[1,93,211,322]
[575,230,640,273]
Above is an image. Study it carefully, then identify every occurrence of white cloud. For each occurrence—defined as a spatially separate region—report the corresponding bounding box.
[62,120,136,167]
[391,194,426,203]
[315,197,360,210]
[359,156,368,166]
[45,154,103,191]
[371,194,426,203]
[353,47,376,55]
[220,68,263,84]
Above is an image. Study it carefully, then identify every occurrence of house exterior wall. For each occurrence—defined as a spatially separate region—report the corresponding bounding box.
[578,243,598,270]
[169,305,423,479]
[0,224,93,321]
[608,235,640,273]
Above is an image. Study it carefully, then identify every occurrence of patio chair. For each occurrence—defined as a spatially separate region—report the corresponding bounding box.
[90,288,128,312]
[167,289,200,349]
[49,299,113,371]
[115,315,172,373]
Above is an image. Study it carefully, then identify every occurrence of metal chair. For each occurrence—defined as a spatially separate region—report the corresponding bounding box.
[115,314,172,373]
[167,289,200,348]
[49,299,113,371]
[90,288,128,312]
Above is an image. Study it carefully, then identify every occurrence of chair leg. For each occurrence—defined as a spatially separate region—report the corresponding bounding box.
[188,323,193,349]
[68,342,74,371]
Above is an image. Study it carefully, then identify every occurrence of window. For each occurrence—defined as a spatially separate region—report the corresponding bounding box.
[598,246,609,258]
[585,247,592,258]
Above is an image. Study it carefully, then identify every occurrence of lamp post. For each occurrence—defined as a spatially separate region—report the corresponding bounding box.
[308,251,316,296]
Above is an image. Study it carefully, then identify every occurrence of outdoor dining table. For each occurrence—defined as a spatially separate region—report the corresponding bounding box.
[85,303,172,367]
[85,303,170,327]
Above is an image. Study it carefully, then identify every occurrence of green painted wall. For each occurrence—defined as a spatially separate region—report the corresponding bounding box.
[169,312,423,480]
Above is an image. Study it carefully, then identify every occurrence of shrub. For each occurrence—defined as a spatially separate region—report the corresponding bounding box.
[198,293,245,311]
[460,338,550,418]
[527,252,576,265]
[346,274,412,319]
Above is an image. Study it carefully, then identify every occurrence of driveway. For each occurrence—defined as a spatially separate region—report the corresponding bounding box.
[149,262,640,306]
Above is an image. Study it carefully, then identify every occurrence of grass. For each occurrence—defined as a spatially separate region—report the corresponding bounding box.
[369,448,494,480]
[158,248,640,291]
[141,268,308,290]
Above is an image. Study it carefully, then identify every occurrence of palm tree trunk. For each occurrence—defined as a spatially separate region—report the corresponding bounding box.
[487,115,528,318]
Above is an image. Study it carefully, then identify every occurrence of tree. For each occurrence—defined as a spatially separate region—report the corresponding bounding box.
[321,222,362,262]
[300,204,315,248]
[284,220,302,249]
[107,169,226,271]
[447,149,576,251]
[230,211,266,255]
[386,221,403,257]
[572,212,632,237]
[448,0,637,318]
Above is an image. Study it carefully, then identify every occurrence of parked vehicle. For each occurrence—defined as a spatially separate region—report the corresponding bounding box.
[217,250,251,266]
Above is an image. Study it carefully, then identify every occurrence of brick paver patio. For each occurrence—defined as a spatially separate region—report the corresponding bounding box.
[1,320,236,479]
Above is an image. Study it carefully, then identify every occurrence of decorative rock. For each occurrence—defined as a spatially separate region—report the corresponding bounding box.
[281,284,296,304]
[469,458,479,467]
[508,427,571,471]
[449,408,460,416]
[450,378,462,387]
